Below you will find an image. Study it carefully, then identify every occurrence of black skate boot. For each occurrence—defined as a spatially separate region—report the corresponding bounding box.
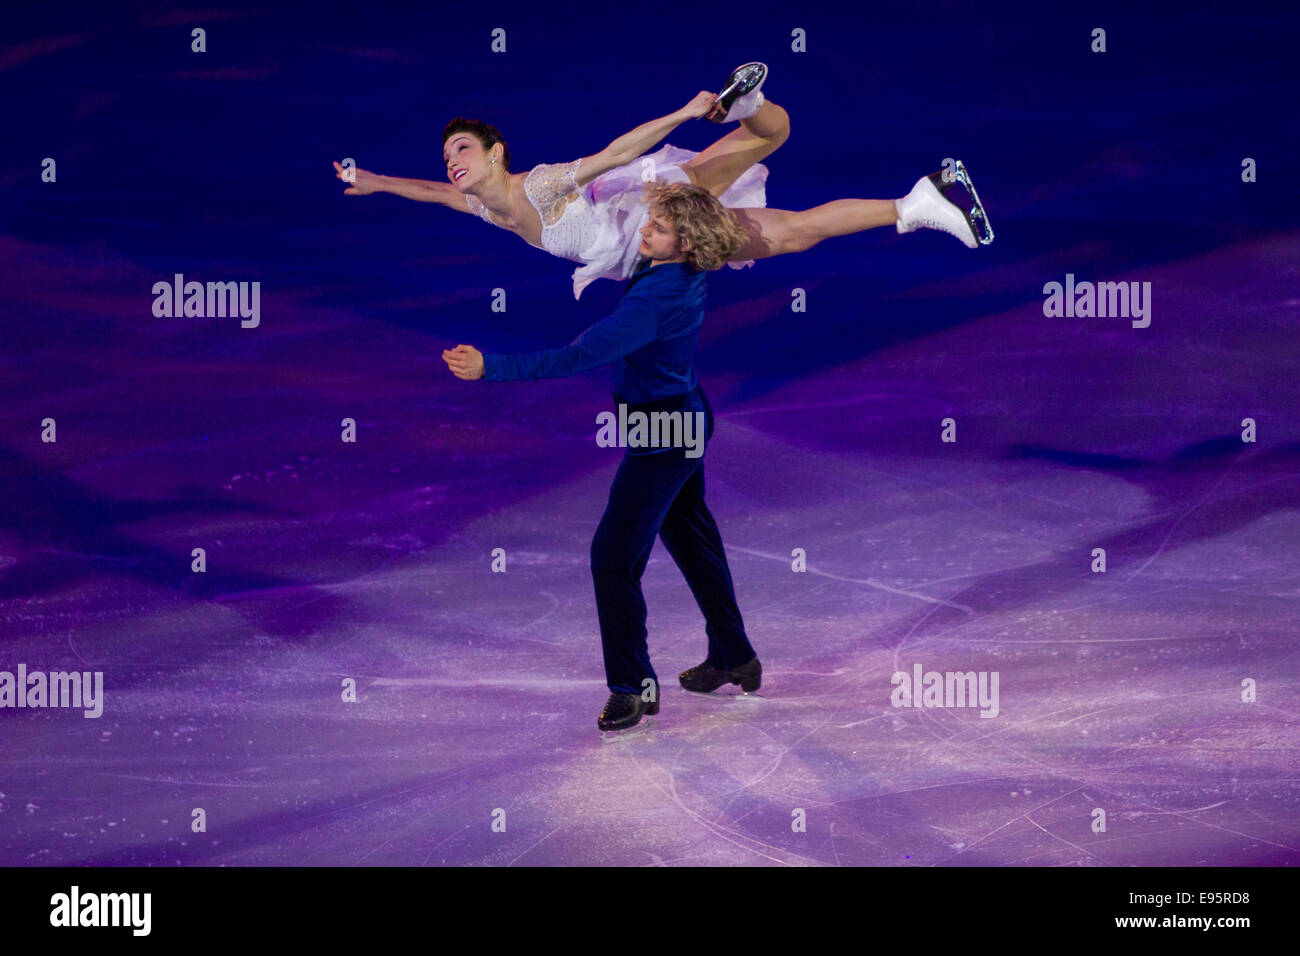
[707,62,768,123]
[597,692,659,732]
[679,657,762,693]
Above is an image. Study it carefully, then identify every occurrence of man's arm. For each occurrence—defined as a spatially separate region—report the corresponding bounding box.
[442,285,661,381]
[486,286,660,380]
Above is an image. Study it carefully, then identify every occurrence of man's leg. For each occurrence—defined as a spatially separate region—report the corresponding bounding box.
[591,450,703,695]
[658,464,757,670]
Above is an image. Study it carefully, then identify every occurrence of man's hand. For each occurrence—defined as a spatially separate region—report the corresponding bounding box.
[333,160,383,196]
[442,345,485,380]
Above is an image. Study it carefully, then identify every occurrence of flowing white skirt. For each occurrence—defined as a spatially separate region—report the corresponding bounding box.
[570,142,768,299]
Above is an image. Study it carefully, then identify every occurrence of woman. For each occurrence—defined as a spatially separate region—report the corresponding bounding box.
[334,63,992,299]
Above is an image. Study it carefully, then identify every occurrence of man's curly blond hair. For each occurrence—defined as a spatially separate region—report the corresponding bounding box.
[640,180,749,272]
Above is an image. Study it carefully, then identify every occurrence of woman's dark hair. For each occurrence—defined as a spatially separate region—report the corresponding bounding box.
[442,117,511,172]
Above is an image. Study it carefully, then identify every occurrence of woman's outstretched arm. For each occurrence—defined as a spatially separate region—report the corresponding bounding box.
[571,91,718,188]
[332,161,472,214]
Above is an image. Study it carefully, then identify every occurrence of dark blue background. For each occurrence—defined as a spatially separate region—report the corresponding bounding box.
[2,1,1295,394]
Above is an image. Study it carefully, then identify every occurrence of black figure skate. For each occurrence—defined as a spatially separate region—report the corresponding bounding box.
[678,657,762,693]
[597,692,659,733]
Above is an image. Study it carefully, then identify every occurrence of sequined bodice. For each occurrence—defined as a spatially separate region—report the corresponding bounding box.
[464,158,593,260]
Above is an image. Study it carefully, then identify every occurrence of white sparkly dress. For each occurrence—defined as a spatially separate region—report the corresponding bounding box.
[463,142,769,300]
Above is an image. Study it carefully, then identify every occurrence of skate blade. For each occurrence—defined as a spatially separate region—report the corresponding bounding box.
[951,160,994,245]
[709,63,766,122]
[599,715,655,742]
[680,687,765,701]
[722,62,765,98]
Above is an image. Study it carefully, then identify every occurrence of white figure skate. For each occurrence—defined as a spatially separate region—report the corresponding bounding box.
[707,62,768,123]
[894,160,994,248]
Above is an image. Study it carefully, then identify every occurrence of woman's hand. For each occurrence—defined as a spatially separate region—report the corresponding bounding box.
[333,160,383,196]
[442,345,485,380]
[681,90,722,121]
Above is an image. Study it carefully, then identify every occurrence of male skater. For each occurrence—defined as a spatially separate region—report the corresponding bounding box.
[442,181,762,732]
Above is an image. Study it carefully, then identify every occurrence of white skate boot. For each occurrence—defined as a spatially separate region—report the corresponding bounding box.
[707,61,767,123]
[894,160,994,248]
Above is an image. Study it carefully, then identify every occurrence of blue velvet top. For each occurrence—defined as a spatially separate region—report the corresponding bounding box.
[480,260,707,402]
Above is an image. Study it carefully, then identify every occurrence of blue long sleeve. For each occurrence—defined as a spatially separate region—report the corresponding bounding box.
[482,286,659,383]
[476,261,707,401]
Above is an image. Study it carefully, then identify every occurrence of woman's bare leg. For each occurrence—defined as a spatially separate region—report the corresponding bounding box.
[727,200,900,261]
[681,101,790,199]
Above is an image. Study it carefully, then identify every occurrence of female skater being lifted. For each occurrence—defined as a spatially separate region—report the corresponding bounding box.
[332,63,993,300]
